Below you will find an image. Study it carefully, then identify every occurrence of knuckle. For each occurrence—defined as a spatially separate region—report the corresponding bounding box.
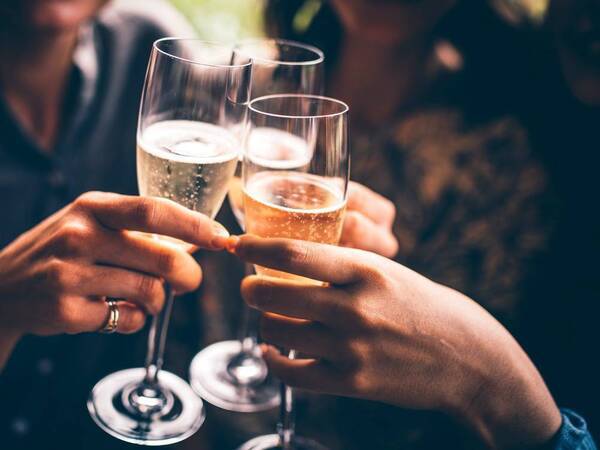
[284,241,311,266]
[359,255,388,283]
[383,198,397,222]
[136,276,162,312]
[189,214,208,242]
[346,371,370,394]
[241,277,267,308]
[46,259,73,291]
[73,191,103,211]
[345,338,366,361]
[54,298,78,331]
[338,301,364,326]
[133,197,158,227]
[55,220,92,254]
[343,212,359,236]
[155,248,176,275]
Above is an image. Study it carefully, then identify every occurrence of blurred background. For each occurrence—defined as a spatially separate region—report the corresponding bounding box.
[168,0,265,41]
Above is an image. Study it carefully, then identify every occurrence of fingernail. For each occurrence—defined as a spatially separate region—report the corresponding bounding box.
[225,235,240,253]
[210,224,230,249]
[258,343,270,356]
[213,223,230,237]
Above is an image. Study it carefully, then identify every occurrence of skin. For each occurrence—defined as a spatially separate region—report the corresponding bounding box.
[0,192,231,369]
[342,182,398,258]
[229,235,562,449]
[548,0,600,106]
[0,0,109,150]
[0,0,397,371]
[328,0,457,128]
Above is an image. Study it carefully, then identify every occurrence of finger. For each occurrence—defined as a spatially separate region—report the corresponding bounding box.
[93,229,202,292]
[70,299,146,334]
[242,275,346,324]
[260,314,339,360]
[340,211,399,258]
[77,192,230,249]
[347,182,395,227]
[262,345,340,392]
[230,235,363,285]
[74,265,166,314]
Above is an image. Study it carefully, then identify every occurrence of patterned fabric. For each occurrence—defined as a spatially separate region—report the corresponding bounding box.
[553,410,598,450]
[350,108,558,325]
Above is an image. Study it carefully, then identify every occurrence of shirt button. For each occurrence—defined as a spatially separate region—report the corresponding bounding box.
[48,170,67,190]
[11,417,30,436]
[37,358,54,376]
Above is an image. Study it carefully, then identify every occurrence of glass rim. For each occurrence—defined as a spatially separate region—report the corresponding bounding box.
[249,94,349,119]
[153,37,253,68]
[235,38,324,66]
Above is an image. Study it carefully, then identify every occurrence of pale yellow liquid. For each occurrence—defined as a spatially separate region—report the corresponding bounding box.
[227,127,312,229]
[243,171,346,284]
[137,120,239,249]
[137,120,239,220]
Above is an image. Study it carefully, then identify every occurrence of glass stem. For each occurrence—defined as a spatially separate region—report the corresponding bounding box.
[239,263,260,356]
[239,303,259,354]
[278,350,296,450]
[144,282,175,386]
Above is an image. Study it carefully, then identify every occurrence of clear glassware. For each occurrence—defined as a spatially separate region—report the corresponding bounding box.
[189,39,324,413]
[87,38,252,446]
[237,94,349,450]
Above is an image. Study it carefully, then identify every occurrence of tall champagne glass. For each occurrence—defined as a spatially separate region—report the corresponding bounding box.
[87,39,252,446]
[238,94,349,450]
[189,39,324,413]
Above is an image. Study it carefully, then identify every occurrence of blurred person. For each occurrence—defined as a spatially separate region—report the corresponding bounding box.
[0,2,398,449]
[265,0,560,448]
[0,1,222,449]
[267,0,550,338]
[230,234,597,450]
[514,0,600,442]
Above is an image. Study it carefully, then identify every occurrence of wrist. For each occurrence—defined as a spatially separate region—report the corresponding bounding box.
[453,327,561,449]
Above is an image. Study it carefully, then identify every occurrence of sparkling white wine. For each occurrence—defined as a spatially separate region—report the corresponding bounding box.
[243,171,345,282]
[228,127,312,228]
[137,120,239,220]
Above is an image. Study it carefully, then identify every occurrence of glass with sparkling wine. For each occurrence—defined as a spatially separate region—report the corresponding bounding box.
[189,39,324,413]
[237,94,349,450]
[87,39,252,446]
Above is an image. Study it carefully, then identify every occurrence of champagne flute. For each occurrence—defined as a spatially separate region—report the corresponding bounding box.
[189,39,324,413]
[87,38,252,446]
[238,94,349,450]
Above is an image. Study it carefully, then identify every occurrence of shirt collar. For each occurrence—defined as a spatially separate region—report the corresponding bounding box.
[64,21,100,145]
[0,21,101,162]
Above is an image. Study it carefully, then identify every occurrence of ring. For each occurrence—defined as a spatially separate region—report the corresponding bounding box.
[100,299,120,334]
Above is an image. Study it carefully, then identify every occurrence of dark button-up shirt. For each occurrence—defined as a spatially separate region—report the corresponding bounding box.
[0,4,197,449]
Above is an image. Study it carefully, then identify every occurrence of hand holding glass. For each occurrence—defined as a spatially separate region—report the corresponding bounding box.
[87,39,251,446]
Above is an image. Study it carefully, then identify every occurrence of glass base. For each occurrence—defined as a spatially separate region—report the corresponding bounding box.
[189,340,279,412]
[236,434,329,450]
[87,368,205,446]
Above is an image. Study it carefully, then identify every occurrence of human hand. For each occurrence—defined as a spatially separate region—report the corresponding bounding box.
[229,235,561,449]
[0,191,229,339]
[340,182,398,258]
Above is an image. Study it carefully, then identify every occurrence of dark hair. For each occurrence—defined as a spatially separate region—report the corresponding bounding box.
[265,0,342,68]
[265,0,531,71]
[265,0,544,117]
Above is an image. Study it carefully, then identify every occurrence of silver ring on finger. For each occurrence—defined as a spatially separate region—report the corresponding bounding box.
[100,299,120,334]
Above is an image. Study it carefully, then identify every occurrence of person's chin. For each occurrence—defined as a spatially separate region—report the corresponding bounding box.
[15,0,103,33]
